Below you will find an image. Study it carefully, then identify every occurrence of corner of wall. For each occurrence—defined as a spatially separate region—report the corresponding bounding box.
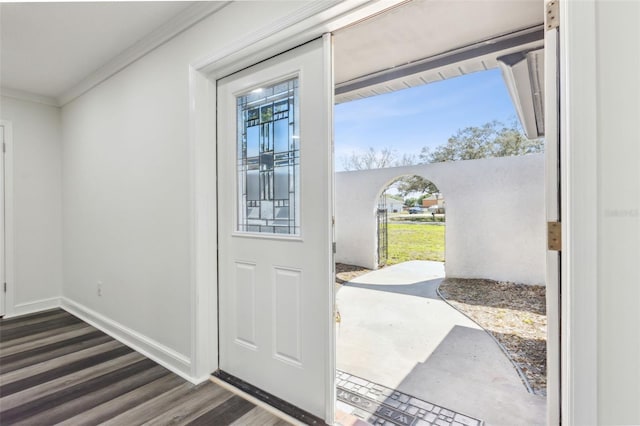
[60,297,202,384]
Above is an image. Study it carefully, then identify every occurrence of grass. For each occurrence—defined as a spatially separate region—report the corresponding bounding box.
[386,222,445,265]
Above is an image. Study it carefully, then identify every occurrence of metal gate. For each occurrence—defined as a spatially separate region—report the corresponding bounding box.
[377,195,388,267]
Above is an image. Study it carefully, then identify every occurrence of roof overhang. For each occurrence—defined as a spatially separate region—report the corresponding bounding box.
[332,0,545,137]
[335,25,544,104]
[498,48,545,138]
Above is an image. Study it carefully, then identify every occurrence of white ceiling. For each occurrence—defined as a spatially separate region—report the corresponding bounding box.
[0,2,200,100]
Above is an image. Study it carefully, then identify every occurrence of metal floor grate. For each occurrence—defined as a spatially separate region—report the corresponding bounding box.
[336,370,483,426]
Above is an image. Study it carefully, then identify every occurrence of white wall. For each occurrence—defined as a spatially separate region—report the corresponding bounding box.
[594,1,640,423]
[335,154,545,285]
[60,1,306,379]
[0,96,63,315]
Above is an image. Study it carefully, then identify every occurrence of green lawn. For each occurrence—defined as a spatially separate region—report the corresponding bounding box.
[386,223,445,265]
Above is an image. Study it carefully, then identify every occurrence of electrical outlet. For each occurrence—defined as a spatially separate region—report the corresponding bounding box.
[97,281,103,297]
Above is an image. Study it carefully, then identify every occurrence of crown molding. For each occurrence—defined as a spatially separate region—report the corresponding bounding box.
[193,0,343,74]
[0,87,60,107]
[57,1,230,106]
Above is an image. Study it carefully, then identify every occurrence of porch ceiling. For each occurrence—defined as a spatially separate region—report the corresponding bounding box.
[333,0,545,103]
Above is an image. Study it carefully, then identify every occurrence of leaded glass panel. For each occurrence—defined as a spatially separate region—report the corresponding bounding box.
[236,78,300,235]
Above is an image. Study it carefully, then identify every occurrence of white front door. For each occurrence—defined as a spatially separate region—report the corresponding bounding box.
[217,36,334,420]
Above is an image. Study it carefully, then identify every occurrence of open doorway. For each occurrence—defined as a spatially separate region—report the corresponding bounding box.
[332,1,550,425]
[377,177,445,268]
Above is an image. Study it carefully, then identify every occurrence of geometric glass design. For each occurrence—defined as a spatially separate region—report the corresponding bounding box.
[236,77,300,235]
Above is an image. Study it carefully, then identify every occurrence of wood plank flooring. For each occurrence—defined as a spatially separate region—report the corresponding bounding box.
[0,309,290,426]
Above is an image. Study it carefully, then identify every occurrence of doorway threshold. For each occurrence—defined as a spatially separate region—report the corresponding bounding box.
[212,370,325,425]
[336,370,483,426]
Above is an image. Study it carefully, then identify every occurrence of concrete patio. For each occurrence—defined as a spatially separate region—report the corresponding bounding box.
[336,261,546,425]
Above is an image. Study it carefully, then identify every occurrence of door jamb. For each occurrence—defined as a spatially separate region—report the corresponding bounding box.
[544,22,561,426]
[558,0,599,423]
[0,121,14,318]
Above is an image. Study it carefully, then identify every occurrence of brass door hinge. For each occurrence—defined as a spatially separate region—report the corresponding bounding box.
[548,221,562,251]
[546,0,559,30]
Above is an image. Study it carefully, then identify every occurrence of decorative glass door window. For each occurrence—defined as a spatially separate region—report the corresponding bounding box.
[236,78,300,235]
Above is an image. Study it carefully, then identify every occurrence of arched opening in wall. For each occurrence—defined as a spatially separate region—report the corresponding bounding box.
[376,175,444,268]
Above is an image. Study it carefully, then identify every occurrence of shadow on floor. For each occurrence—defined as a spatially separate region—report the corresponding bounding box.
[336,261,546,426]
[344,277,444,301]
[394,325,546,425]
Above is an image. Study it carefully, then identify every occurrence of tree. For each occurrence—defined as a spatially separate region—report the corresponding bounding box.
[396,153,418,167]
[342,149,422,171]
[342,148,439,196]
[340,121,541,198]
[394,175,438,196]
[420,120,544,163]
[342,147,397,170]
[404,197,418,207]
[393,120,541,195]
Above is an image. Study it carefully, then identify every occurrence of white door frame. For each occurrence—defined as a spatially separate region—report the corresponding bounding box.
[187,1,410,417]
[0,121,13,318]
[187,1,593,423]
[544,18,561,426]
[558,0,599,423]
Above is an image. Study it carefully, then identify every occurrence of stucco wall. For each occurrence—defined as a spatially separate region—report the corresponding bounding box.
[335,154,545,285]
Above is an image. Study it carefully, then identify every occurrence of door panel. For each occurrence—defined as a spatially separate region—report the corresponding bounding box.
[217,36,334,419]
[234,261,257,348]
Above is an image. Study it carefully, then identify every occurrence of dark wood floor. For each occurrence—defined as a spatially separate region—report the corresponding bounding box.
[0,309,290,426]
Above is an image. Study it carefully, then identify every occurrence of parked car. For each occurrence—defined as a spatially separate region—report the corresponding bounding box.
[408,207,423,214]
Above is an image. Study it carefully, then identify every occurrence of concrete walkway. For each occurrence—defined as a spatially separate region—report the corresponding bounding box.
[336,261,546,426]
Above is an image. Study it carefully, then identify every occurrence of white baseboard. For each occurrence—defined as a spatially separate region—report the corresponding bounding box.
[60,297,202,384]
[8,297,61,318]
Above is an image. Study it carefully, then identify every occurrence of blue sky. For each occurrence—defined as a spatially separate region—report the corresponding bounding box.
[334,68,518,171]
